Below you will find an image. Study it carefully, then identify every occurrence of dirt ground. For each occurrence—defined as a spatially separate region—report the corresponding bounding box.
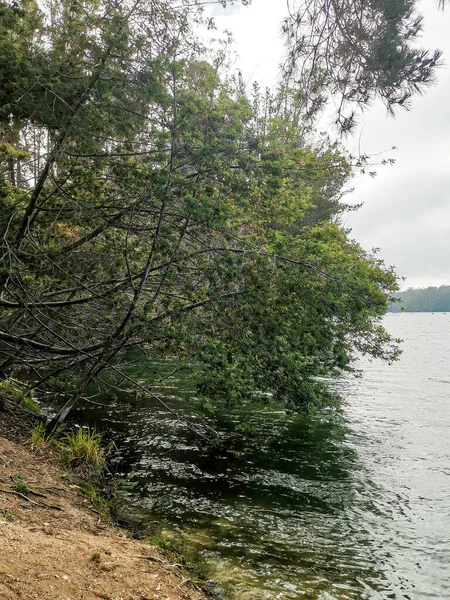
[0,414,212,600]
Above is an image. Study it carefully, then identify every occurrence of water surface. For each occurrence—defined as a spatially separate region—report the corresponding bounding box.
[72,313,450,599]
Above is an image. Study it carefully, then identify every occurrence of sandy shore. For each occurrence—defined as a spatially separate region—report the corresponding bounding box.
[0,413,212,600]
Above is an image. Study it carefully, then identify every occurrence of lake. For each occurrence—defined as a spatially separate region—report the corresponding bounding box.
[73,313,450,599]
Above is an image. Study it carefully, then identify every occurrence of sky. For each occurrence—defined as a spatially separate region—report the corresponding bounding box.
[208,0,450,290]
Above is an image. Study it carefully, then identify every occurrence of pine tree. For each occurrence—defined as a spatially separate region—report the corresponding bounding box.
[283,0,444,133]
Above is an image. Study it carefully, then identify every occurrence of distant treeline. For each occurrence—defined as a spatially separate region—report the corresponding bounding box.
[390,286,450,312]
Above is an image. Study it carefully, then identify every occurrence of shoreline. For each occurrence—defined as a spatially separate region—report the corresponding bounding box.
[0,406,218,600]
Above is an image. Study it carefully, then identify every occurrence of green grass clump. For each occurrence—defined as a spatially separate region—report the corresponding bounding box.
[28,422,116,519]
[0,380,39,412]
[90,552,101,564]
[29,421,56,450]
[0,379,20,397]
[12,474,30,496]
[61,427,106,476]
[21,393,39,413]
[73,477,114,517]
[0,508,14,521]
[151,535,172,550]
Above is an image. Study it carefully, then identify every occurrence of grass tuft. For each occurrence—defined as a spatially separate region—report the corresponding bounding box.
[0,508,14,521]
[0,380,39,412]
[61,427,106,477]
[151,535,172,550]
[29,421,56,451]
[21,393,39,413]
[90,552,101,564]
[12,474,30,496]
[68,476,115,517]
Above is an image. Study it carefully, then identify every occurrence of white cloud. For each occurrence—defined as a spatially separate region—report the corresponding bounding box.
[209,2,241,17]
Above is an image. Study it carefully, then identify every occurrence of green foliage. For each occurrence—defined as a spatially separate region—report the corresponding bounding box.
[0,507,14,521]
[193,222,399,412]
[0,380,37,411]
[151,536,173,551]
[283,0,443,132]
[69,476,114,517]
[60,428,107,476]
[29,421,56,450]
[0,380,20,398]
[90,552,101,564]
[12,474,30,496]
[0,0,400,430]
[0,142,30,160]
[21,392,38,413]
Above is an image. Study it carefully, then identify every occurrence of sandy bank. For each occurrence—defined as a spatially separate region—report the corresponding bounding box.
[0,414,212,600]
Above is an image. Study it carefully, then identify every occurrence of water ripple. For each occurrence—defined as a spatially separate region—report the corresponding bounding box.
[72,313,450,599]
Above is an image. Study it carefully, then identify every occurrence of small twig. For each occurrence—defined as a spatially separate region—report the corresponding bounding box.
[137,554,166,564]
[115,553,165,564]
[41,486,66,496]
[0,486,63,510]
[28,489,48,499]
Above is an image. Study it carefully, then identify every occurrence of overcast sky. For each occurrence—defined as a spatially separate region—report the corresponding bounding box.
[209,0,450,290]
